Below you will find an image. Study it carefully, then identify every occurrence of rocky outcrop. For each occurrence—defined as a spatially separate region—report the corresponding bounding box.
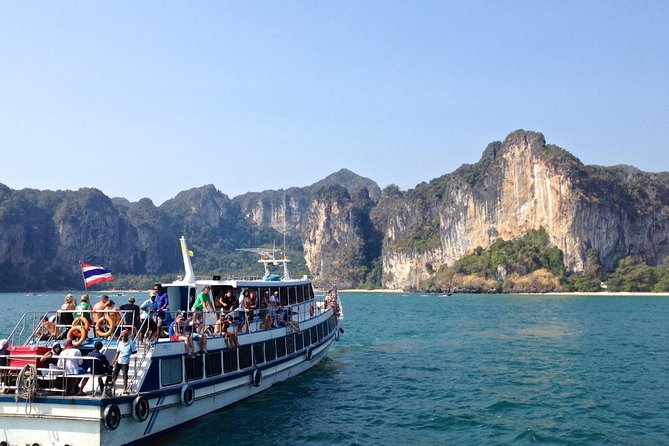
[379,130,669,289]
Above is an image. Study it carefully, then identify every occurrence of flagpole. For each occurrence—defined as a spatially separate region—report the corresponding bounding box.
[80,262,88,293]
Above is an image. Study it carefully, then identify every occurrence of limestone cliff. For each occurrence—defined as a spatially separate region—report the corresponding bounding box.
[379,130,669,289]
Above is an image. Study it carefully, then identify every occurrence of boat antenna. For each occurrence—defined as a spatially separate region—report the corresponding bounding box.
[283,189,291,280]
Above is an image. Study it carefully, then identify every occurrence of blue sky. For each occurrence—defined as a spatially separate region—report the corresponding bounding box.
[1,1,667,205]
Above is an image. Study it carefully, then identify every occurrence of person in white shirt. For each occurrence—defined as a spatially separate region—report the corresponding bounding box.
[58,339,83,395]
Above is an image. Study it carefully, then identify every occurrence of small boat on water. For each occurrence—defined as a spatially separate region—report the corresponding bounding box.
[0,237,344,446]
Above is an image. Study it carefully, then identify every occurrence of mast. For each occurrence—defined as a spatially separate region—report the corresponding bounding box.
[180,236,196,284]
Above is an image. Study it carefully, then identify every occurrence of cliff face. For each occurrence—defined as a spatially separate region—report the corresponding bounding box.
[1,130,667,292]
[380,130,669,289]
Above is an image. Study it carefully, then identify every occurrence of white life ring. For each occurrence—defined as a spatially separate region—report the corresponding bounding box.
[306,348,313,361]
[132,396,150,422]
[252,369,262,387]
[181,384,194,406]
[334,329,340,341]
[103,404,121,430]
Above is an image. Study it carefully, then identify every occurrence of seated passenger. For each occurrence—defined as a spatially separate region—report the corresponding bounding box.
[169,314,195,357]
[78,341,112,395]
[260,313,273,330]
[57,339,84,395]
[0,339,10,385]
[40,342,63,369]
[221,314,240,348]
[185,314,208,354]
[35,318,60,340]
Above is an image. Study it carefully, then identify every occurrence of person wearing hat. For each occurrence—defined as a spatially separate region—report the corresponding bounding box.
[119,296,141,333]
[138,292,158,343]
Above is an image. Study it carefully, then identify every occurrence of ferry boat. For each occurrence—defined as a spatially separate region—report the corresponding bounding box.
[0,237,344,446]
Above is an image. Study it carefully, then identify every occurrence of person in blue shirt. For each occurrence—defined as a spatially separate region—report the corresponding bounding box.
[154,284,169,338]
[111,330,136,395]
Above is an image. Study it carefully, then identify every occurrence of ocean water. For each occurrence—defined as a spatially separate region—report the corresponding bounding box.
[2,292,669,445]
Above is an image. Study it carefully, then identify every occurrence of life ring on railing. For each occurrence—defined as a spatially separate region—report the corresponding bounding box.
[252,369,262,387]
[132,396,150,422]
[180,384,194,406]
[103,404,121,430]
[67,325,87,347]
[306,348,313,361]
[71,316,90,333]
[95,315,116,338]
[309,305,314,317]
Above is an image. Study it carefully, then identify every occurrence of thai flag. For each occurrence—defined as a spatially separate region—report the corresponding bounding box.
[81,263,115,286]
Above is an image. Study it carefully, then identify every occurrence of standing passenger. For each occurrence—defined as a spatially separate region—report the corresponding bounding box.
[154,284,169,338]
[111,330,136,395]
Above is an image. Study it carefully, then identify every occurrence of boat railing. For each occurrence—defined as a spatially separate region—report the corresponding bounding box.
[0,353,113,397]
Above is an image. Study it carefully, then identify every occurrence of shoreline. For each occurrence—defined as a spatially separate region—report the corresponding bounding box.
[334,289,669,296]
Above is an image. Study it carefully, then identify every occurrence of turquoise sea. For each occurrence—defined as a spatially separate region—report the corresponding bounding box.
[2,292,669,445]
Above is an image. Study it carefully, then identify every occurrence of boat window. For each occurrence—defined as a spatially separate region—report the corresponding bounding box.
[223,349,238,373]
[287,335,295,354]
[239,345,252,369]
[310,326,318,343]
[296,332,304,350]
[280,287,289,306]
[317,323,324,341]
[289,286,297,303]
[276,337,286,358]
[185,355,204,381]
[205,352,222,377]
[253,343,264,364]
[161,357,183,386]
[264,340,276,361]
[308,284,315,299]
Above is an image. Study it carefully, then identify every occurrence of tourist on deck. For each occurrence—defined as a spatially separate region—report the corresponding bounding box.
[169,314,195,357]
[111,330,136,395]
[40,343,63,369]
[104,300,121,326]
[138,292,158,343]
[191,285,215,320]
[0,339,9,385]
[185,313,208,354]
[78,341,112,395]
[237,289,251,333]
[73,294,92,325]
[222,314,240,348]
[269,290,280,326]
[119,296,141,333]
[58,294,76,326]
[34,317,59,341]
[218,289,236,315]
[57,339,84,395]
[92,295,110,323]
[154,284,169,338]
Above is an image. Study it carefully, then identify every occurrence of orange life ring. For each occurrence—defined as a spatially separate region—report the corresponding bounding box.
[95,315,116,338]
[71,316,90,333]
[67,325,87,347]
[309,305,314,317]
